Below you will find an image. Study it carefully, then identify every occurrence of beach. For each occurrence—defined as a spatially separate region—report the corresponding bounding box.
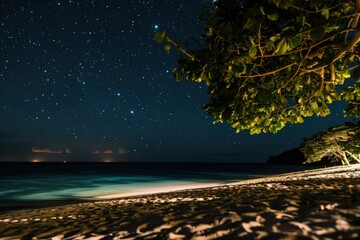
[0,165,359,239]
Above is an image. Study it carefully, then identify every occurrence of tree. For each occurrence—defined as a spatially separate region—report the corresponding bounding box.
[156,0,360,134]
[300,123,360,165]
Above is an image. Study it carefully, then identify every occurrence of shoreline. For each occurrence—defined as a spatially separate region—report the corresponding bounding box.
[0,163,313,214]
[93,164,360,200]
[0,165,359,239]
[93,182,224,200]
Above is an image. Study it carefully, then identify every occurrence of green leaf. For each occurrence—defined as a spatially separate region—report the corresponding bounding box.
[297,116,304,123]
[310,26,326,41]
[277,94,287,104]
[172,67,183,81]
[326,96,333,103]
[259,6,266,15]
[248,36,256,46]
[325,84,334,92]
[324,25,339,33]
[281,26,295,32]
[164,43,171,54]
[273,38,285,54]
[267,13,279,21]
[245,18,260,32]
[154,31,166,44]
[344,5,354,13]
[265,40,275,51]
[233,64,247,76]
[278,39,289,55]
[258,89,271,103]
[270,35,280,42]
[321,9,329,20]
[288,36,302,49]
[199,70,207,82]
[343,71,351,78]
[300,59,308,67]
[296,15,306,26]
[272,0,291,9]
[248,46,258,58]
[311,102,318,110]
[250,127,261,135]
[298,97,304,104]
[346,92,355,100]
[269,125,278,133]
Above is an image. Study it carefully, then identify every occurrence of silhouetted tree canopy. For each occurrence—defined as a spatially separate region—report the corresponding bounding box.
[156,0,360,134]
[300,123,360,165]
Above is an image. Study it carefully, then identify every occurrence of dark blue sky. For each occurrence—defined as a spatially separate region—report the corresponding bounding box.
[0,0,349,162]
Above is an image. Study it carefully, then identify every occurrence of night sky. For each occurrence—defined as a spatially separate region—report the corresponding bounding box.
[0,0,350,162]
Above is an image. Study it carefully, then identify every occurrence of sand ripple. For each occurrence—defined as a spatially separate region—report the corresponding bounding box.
[0,165,360,239]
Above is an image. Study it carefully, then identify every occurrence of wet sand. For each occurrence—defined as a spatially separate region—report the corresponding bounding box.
[0,165,359,239]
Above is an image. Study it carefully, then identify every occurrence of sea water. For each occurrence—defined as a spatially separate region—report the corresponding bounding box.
[0,162,312,211]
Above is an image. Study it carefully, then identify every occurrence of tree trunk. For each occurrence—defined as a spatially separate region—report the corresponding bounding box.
[342,151,350,165]
[345,151,360,163]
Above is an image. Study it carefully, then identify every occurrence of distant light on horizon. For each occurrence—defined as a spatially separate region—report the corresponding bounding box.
[102,159,113,163]
[31,159,41,163]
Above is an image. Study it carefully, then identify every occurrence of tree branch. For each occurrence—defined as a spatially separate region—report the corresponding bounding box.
[165,37,200,62]
[274,47,313,93]
[259,28,357,59]
[330,64,335,81]
[332,30,360,62]
[290,3,344,14]
[342,151,351,165]
[305,0,360,71]
[283,74,324,112]
[258,26,264,66]
[236,62,296,78]
[345,150,360,163]
[301,28,360,73]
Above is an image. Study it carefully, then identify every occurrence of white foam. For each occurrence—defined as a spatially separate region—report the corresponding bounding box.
[93,182,222,199]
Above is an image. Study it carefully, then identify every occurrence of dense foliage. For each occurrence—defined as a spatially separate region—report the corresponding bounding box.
[300,123,360,165]
[156,0,360,134]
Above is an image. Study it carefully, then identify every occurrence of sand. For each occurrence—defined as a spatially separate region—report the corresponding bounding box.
[0,164,359,239]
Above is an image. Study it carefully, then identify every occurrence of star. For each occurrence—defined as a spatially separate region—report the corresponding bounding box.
[154,24,159,30]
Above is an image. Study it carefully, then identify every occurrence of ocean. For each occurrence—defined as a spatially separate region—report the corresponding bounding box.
[0,162,313,212]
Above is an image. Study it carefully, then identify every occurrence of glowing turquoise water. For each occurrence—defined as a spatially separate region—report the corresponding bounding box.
[0,163,312,201]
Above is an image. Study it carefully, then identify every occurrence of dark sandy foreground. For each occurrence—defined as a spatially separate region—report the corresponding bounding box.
[0,165,360,240]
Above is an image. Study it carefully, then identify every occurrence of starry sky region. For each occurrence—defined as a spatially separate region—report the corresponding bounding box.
[0,0,350,162]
